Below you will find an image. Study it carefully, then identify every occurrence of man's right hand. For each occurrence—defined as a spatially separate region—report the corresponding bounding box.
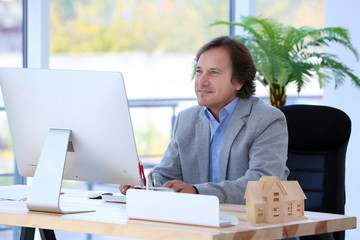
[119,185,132,195]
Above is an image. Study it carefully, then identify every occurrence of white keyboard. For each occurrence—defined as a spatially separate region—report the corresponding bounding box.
[102,194,126,203]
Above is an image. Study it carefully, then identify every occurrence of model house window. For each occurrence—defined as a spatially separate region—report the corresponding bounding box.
[297,204,302,212]
[258,207,263,217]
[273,192,279,202]
[273,207,279,217]
[288,202,293,215]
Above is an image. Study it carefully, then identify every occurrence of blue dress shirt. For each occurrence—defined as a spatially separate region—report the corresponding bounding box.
[204,97,240,183]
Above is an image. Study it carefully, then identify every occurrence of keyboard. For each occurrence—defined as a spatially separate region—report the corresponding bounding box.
[102,194,126,203]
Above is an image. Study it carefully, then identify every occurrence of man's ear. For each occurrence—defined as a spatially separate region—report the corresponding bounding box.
[235,80,245,91]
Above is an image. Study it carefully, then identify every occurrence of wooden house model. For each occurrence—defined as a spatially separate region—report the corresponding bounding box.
[244,176,307,225]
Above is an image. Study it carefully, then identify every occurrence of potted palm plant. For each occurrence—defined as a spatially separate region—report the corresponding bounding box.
[212,16,360,107]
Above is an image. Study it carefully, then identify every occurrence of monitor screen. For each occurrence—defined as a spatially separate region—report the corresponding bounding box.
[0,68,140,213]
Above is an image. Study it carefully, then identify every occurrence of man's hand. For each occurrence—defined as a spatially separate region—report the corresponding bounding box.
[162,180,197,194]
[119,185,132,195]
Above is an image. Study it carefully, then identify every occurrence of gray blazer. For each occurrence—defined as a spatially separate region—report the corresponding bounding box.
[152,96,289,204]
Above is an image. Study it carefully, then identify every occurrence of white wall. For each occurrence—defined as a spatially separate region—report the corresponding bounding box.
[324,0,360,239]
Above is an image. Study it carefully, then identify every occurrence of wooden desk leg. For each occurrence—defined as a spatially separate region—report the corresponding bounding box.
[20,228,56,240]
[20,227,35,240]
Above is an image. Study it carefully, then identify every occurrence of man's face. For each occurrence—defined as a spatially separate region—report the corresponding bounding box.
[195,47,243,115]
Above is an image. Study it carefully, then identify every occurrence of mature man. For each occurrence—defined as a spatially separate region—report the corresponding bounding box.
[121,36,289,204]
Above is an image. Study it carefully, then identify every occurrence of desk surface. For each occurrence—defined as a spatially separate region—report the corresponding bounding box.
[0,185,357,240]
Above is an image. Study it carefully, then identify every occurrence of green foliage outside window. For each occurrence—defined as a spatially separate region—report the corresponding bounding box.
[50,0,229,53]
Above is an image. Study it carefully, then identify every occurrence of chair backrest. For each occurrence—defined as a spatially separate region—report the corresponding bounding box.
[279,104,351,240]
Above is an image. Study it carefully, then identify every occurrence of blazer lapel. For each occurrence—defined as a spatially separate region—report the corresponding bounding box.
[195,113,210,183]
[220,98,252,180]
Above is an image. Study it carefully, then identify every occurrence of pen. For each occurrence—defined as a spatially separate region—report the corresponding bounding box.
[138,159,146,187]
[146,172,152,190]
[147,171,157,188]
[152,174,157,188]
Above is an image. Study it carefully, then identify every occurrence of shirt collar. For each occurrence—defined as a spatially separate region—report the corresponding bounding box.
[204,97,240,121]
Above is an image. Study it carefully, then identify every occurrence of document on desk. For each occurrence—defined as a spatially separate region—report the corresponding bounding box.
[0,188,28,201]
[126,189,238,227]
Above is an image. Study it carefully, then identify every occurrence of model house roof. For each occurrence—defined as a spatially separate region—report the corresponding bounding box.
[244,176,306,203]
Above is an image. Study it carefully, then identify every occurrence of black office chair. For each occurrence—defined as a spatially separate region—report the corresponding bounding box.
[279,105,351,240]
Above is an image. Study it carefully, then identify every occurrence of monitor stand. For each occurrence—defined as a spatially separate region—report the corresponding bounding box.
[26,128,95,214]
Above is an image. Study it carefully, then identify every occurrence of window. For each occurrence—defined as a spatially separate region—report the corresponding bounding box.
[0,0,23,68]
[258,207,263,217]
[297,204,302,212]
[0,0,22,185]
[288,202,293,215]
[273,192,279,202]
[273,207,279,217]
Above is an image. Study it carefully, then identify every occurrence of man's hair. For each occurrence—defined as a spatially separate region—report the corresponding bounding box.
[195,36,256,98]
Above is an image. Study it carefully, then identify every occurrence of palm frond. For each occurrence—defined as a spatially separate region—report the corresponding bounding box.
[309,52,360,88]
[240,16,280,40]
[305,36,359,61]
[287,61,314,92]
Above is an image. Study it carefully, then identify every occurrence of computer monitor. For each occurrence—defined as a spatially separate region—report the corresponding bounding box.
[0,67,140,213]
